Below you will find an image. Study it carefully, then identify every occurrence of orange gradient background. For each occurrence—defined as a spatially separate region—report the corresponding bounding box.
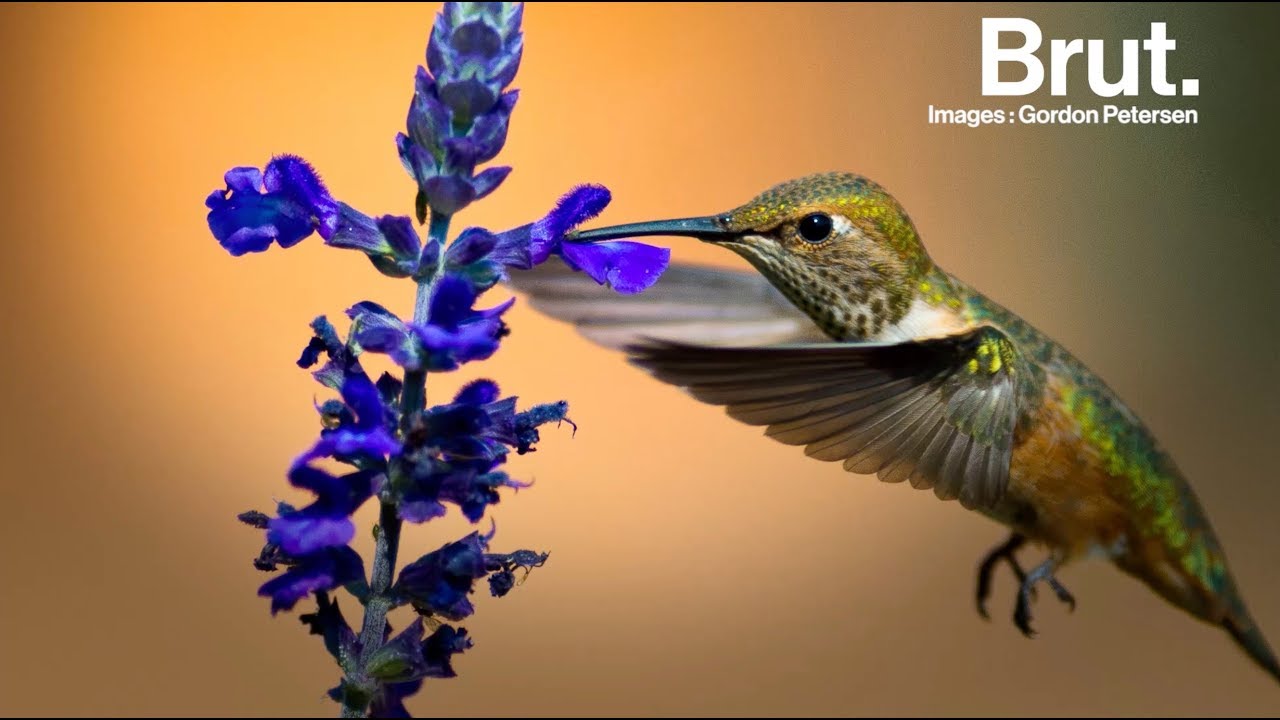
[1,3,1278,716]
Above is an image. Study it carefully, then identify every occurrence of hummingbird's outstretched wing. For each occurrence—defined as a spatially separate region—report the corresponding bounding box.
[506,259,831,349]
[627,328,1027,510]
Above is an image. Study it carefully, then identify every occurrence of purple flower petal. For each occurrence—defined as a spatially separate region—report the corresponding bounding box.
[428,275,477,327]
[444,469,526,522]
[370,680,423,719]
[328,204,393,255]
[348,303,421,370]
[259,546,365,614]
[267,464,376,555]
[288,464,353,498]
[299,593,356,664]
[395,532,489,621]
[446,227,498,266]
[451,18,503,58]
[291,465,377,512]
[490,41,523,91]
[471,165,511,202]
[419,234,442,272]
[294,359,402,466]
[206,155,338,256]
[470,91,516,163]
[472,295,515,321]
[269,514,355,556]
[396,133,436,186]
[535,184,612,241]
[422,625,472,679]
[425,9,453,79]
[263,155,339,240]
[488,569,515,597]
[367,619,429,682]
[379,216,421,261]
[224,166,264,193]
[414,319,504,371]
[399,498,448,524]
[325,206,421,277]
[487,224,533,268]
[423,174,476,215]
[297,316,343,371]
[438,79,500,121]
[298,427,401,464]
[454,379,500,406]
[407,67,450,153]
[509,400,572,454]
[560,240,671,294]
[340,369,388,430]
[207,190,311,256]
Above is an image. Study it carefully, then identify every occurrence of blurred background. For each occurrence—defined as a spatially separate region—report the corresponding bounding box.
[1,2,1277,716]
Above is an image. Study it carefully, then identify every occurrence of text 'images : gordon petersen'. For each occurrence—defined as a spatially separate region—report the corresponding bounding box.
[928,105,1198,127]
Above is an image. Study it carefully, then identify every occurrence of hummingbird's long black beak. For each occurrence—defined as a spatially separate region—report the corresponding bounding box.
[566,215,735,243]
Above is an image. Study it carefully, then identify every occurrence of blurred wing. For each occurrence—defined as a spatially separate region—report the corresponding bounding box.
[627,327,1026,510]
[505,259,830,349]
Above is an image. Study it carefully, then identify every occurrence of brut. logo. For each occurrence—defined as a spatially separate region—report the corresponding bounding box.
[982,18,1199,97]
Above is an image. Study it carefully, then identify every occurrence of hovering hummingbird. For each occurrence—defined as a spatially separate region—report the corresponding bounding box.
[508,172,1278,684]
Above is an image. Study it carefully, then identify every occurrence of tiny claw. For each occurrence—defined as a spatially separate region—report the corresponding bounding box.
[1048,578,1076,612]
[1013,596,1037,638]
[975,562,995,620]
[1013,586,1034,635]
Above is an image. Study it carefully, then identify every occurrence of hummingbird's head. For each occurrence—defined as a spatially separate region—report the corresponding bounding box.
[570,172,936,340]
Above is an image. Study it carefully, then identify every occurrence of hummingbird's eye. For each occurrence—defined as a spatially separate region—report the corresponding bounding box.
[797,213,833,243]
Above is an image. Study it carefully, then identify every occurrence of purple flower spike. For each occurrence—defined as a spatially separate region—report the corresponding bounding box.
[428,3,523,122]
[219,5,594,715]
[402,2,523,217]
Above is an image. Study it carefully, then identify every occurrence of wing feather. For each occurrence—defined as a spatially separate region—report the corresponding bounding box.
[506,259,830,349]
[627,328,1028,510]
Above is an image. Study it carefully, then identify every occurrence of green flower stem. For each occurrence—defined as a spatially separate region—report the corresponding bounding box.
[342,210,451,718]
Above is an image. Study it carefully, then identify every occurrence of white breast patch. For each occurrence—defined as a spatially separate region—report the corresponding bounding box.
[873,297,967,342]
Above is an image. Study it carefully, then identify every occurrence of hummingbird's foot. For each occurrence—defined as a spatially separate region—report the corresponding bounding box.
[975,533,1029,620]
[1012,557,1074,638]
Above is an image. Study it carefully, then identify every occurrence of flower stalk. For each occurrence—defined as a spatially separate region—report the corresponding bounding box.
[347,207,451,716]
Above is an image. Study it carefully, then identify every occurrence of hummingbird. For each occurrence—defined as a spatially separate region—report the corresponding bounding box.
[509,172,1279,684]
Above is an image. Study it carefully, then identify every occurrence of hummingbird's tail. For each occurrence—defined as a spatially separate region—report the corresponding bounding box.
[1120,547,1279,686]
[1223,613,1280,685]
